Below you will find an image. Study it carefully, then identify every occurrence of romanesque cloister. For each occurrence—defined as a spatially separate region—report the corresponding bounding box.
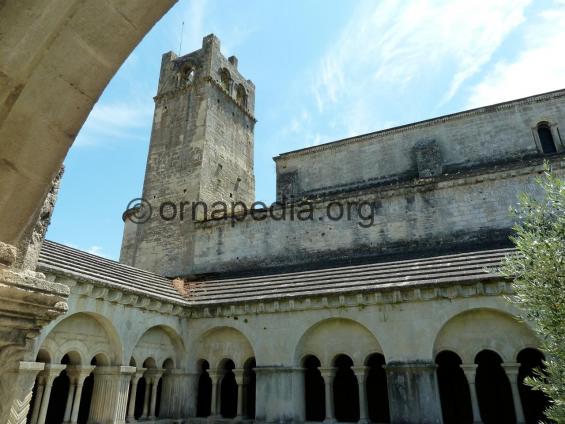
[23,263,549,424]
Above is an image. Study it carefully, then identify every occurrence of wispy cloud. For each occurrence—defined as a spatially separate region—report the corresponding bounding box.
[75,102,153,147]
[63,242,110,259]
[180,0,209,54]
[467,1,565,107]
[308,0,531,137]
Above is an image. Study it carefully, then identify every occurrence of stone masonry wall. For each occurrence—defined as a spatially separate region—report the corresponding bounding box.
[275,90,565,200]
[191,159,564,275]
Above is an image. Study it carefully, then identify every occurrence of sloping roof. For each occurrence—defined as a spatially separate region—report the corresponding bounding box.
[38,240,513,307]
[38,240,184,303]
[181,248,512,305]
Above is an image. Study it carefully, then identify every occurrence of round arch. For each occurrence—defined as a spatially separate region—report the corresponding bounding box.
[295,318,383,367]
[195,326,255,370]
[0,1,176,247]
[38,312,122,365]
[433,308,539,363]
[131,324,185,369]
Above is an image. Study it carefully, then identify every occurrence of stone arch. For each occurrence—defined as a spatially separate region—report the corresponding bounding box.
[295,318,382,367]
[36,348,51,363]
[0,1,176,248]
[132,325,185,369]
[433,308,539,363]
[195,326,255,370]
[38,312,122,365]
[220,67,232,92]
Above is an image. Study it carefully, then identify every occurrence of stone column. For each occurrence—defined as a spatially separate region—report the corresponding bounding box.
[62,382,76,423]
[502,363,526,424]
[352,366,369,424]
[88,365,135,423]
[37,364,67,424]
[319,367,336,423]
[126,368,146,422]
[142,375,151,418]
[460,364,482,424]
[234,368,245,419]
[147,369,164,419]
[208,370,221,417]
[254,366,304,423]
[66,366,95,424]
[1,361,45,424]
[30,375,46,424]
[158,369,197,418]
[385,361,443,424]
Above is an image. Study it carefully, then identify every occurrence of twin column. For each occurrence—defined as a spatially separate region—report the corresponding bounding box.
[318,366,370,424]
[461,362,526,424]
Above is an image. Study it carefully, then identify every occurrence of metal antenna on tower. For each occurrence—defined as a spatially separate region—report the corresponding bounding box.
[178,21,184,55]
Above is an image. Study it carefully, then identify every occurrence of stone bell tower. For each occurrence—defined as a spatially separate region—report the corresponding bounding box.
[119,34,256,277]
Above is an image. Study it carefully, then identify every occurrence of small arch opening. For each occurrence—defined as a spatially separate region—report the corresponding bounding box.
[163,358,174,370]
[537,122,557,154]
[36,349,51,364]
[303,355,325,421]
[220,68,232,92]
[236,84,247,107]
[91,353,110,366]
[333,354,359,422]
[475,349,515,423]
[243,357,256,419]
[143,357,156,369]
[196,360,212,417]
[220,359,237,419]
[61,351,81,365]
[436,350,472,424]
[365,353,390,423]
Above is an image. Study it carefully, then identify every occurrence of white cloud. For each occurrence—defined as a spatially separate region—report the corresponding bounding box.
[467,3,565,107]
[86,245,107,257]
[310,0,531,136]
[76,102,153,147]
[62,242,109,258]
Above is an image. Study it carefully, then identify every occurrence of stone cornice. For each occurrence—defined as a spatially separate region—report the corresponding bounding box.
[275,88,565,160]
[40,267,514,321]
[185,278,513,319]
[41,270,185,317]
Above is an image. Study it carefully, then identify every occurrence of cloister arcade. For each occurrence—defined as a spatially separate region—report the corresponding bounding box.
[23,308,549,424]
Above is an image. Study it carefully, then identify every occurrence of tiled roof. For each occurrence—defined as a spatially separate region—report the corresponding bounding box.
[38,240,513,307]
[38,240,184,304]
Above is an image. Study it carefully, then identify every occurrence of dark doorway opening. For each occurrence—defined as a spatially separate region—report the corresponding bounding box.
[436,350,472,424]
[333,354,359,422]
[475,350,515,424]
[303,355,325,421]
[366,353,390,423]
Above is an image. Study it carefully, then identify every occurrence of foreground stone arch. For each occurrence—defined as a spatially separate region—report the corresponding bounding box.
[0,0,176,249]
[433,308,539,363]
[295,318,383,367]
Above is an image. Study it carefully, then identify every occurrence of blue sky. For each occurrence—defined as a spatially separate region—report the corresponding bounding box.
[46,0,565,259]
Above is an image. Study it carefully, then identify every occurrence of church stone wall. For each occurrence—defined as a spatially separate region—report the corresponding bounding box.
[275,90,565,200]
[191,159,563,275]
